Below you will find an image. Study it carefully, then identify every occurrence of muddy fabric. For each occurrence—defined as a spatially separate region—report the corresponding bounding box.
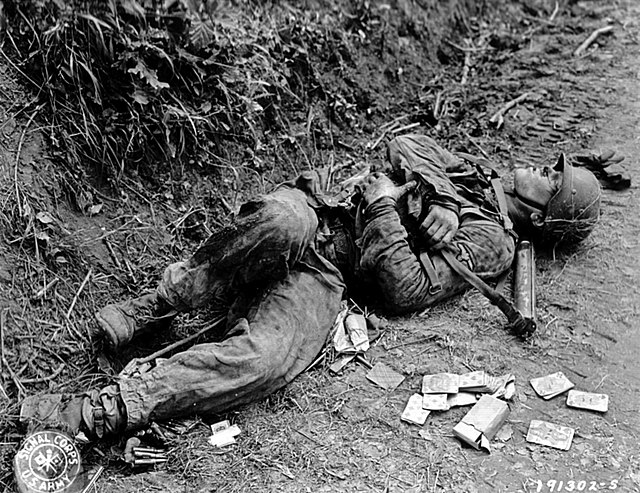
[387,135,508,228]
[360,198,515,313]
[120,188,345,429]
[158,188,320,312]
[359,135,516,314]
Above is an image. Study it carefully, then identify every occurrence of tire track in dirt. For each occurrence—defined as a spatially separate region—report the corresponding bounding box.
[466,5,640,492]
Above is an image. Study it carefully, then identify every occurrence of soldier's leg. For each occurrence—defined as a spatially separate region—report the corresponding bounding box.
[22,249,344,437]
[96,187,318,349]
[120,248,344,428]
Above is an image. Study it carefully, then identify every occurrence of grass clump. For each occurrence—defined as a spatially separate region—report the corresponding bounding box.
[3,0,487,191]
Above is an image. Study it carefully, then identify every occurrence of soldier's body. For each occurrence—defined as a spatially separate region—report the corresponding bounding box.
[20,135,602,441]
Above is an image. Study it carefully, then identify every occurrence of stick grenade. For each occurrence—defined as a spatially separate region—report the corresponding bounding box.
[441,250,536,338]
[513,241,537,334]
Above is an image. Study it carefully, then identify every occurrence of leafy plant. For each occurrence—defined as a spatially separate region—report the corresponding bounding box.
[3,0,314,187]
[3,0,485,197]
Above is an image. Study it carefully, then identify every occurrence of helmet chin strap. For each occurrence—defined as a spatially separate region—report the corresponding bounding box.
[513,190,547,212]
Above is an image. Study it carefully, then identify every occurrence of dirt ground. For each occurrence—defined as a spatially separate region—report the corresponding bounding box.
[1,0,639,492]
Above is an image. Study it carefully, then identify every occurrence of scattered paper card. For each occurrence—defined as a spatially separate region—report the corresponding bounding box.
[210,420,230,435]
[366,363,405,391]
[526,420,574,451]
[421,373,459,394]
[530,371,574,399]
[453,395,510,452]
[447,392,478,408]
[401,394,431,425]
[457,371,515,399]
[209,424,241,448]
[422,393,450,411]
[566,390,609,413]
[458,371,487,391]
[345,314,370,352]
[332,309,352,354]
[489,374,516,400]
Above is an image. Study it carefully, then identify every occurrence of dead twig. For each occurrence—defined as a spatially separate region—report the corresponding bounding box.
[460,39,473,85]
[573,26,614,57]
[390,122,421,134]
[463,132,490,159]
[305,346,329,372]
[14,105,43,217]
[2,355,26,398]
[444,40,491,53]
[0,382,8,400]
[371,115,411,150]
[32,277,59,300]
[20,363,65,384]
[460,50,471,85]
[489,93,530,128]
[370,131,389,151]
[295,428,322,446]
[103,239,122,269]
[66,268,93,320]
[82,466,104,492]
[593,374,608,392]
[379,115,408,131]
[0,47,40,89]
[0,309,6,396]
[549,1,560,22]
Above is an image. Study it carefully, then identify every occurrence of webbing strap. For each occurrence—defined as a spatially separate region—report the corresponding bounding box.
[490,171,513,232]
[418,252,442,295]
[93,405,105,438]
[455,152,514,232]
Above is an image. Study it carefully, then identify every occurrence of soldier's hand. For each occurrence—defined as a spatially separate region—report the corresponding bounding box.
[420,205,459,250]
[357,173,416,206]
[572,149,625,169]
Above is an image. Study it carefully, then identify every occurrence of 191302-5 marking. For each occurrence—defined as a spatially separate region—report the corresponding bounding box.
[531,479,620,492]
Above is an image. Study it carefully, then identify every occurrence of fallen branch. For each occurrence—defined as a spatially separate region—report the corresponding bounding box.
[489,92,530,128]
[573,26,614,57]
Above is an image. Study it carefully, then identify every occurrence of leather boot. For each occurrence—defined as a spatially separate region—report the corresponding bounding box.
[20,385,126,441]
[95,293,176,350]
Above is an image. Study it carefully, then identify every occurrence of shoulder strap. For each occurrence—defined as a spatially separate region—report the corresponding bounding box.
[489,170,513,232]
[455,152,514,232]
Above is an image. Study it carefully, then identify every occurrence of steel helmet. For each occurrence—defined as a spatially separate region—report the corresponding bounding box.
[542,154,601,245]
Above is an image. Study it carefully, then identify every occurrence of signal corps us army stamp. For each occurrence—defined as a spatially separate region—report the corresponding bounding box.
[14,430,86,493]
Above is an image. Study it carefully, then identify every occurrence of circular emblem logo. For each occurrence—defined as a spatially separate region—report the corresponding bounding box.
[14,431,82,493]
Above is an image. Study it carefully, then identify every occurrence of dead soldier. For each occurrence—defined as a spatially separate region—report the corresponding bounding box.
[21,134,602,441]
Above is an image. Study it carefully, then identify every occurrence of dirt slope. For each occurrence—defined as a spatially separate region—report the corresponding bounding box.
[0,1,639,492]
